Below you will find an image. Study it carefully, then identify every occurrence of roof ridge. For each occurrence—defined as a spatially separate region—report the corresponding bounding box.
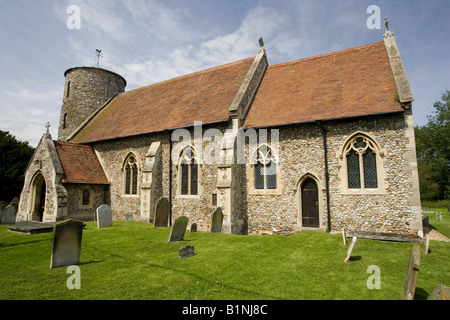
[54,140,91,148]
[122,56,256,95]
[268,41,384,70]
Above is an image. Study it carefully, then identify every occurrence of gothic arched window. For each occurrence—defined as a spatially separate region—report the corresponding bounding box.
[179,147,198,196]
[345,136,378,189]
[253,145,278,191]
[124,154,138,195]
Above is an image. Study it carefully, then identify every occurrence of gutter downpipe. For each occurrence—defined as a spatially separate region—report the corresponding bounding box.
[319,121,332,233]
[168,130,173,226]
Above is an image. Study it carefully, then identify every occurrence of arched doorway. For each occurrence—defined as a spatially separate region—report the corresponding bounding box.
[301,178,319,228]
[31,173,46,222]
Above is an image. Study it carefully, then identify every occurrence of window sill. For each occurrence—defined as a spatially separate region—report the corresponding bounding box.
[248,189,283,195]
[338,188,386,195]
[176,194,202,199]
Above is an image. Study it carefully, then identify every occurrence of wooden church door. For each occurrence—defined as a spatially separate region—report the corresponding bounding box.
[301,178,319,227]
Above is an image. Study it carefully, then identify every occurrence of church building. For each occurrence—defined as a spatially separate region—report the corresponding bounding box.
[17,25,423,239]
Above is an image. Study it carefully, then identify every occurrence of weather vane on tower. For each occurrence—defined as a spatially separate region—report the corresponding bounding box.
[95,49,103,68]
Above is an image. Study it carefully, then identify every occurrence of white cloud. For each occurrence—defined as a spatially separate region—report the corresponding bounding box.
[115,5,300,88]
[0,80,61,146]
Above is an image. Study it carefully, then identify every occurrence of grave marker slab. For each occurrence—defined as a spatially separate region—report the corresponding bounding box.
[96,204,113,228]
[124,213,134,221]
[190,223,197,233]
[210,207,224,233]
[154,197,169,228]
[344,237,357,262]
[403,244,421,300]
[50,220,84,269]
[342,227,347,246]
[430,284,450,300]
[178,246,195,259]
[168,216,189,242]
[424,234,430,254]
[1,205,17,225]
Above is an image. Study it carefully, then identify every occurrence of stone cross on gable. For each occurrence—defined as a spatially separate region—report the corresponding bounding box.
[44,122,52,139]
[45,122,51,134]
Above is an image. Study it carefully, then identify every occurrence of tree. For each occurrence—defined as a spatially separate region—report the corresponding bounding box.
[0,131,35,202]
[415,90,450,200]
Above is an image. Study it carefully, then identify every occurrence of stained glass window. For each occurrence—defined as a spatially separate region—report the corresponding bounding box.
[266,162,277,190]
[345,135,379,190]
[82,189,90,206]
[180,148,199,196]
[191,160,198,196]
[181,161,189,195]
[255,161,265,190]
[347,149,361,189]
[254,145,278,191]
[124,155,138,195]
[363,150,378,189]
[125,165,131,194]
[132,163,138,195]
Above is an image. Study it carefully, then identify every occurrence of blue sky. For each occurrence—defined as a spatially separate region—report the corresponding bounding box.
[0,0,449,146]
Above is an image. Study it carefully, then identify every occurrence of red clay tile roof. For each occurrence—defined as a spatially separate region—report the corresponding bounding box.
[242,42,404,129]
[54,141,109,185]
[72,57,255,143]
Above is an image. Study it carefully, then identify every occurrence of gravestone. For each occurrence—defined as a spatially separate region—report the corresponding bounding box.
[424,234,430,254]
[342,227,347,245]
[344,237,357,262]
[168,216,189,242]
[178,245,195,259]
[124,213,134,221]
[1,205,17,225]
[154,197,169,228]
[50,220,84,269]
[96,204,113,228]
[210,207,224,233]
[10,197,19,211]
[430,284,450,300]
[190,223,197,233]
[0,202,5,223]
[403,244,421,300]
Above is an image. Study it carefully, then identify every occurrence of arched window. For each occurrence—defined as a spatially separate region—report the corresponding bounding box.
[345,136,378,189]
[66,81,71,98]
[63,113,68,129]
[124,154,138,195]
[82,188,90,206]
[179,147,198,196]
[253,145,278,190]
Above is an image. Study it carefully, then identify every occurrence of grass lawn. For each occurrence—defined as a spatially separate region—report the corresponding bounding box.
[1,217,449,300]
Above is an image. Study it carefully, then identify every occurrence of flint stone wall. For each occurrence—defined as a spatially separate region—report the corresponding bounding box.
[243,112,421,236]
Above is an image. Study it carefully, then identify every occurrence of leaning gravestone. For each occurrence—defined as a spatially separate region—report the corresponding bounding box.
[96,204,113,228]
[154,197,169,228]
[342,227,347,245]
[50,220,84,269]
[424,234,430,254]
[168,216,189,242]
[10,197,19,211]
[1,205,17,225]
[210,207,224,233]
[344,237,357,262]
[403,244,421,300]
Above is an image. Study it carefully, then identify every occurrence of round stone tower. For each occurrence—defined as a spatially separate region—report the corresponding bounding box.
[58,67,127,141]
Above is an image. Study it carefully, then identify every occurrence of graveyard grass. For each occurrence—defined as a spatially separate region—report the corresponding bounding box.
[1,211,449,300]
